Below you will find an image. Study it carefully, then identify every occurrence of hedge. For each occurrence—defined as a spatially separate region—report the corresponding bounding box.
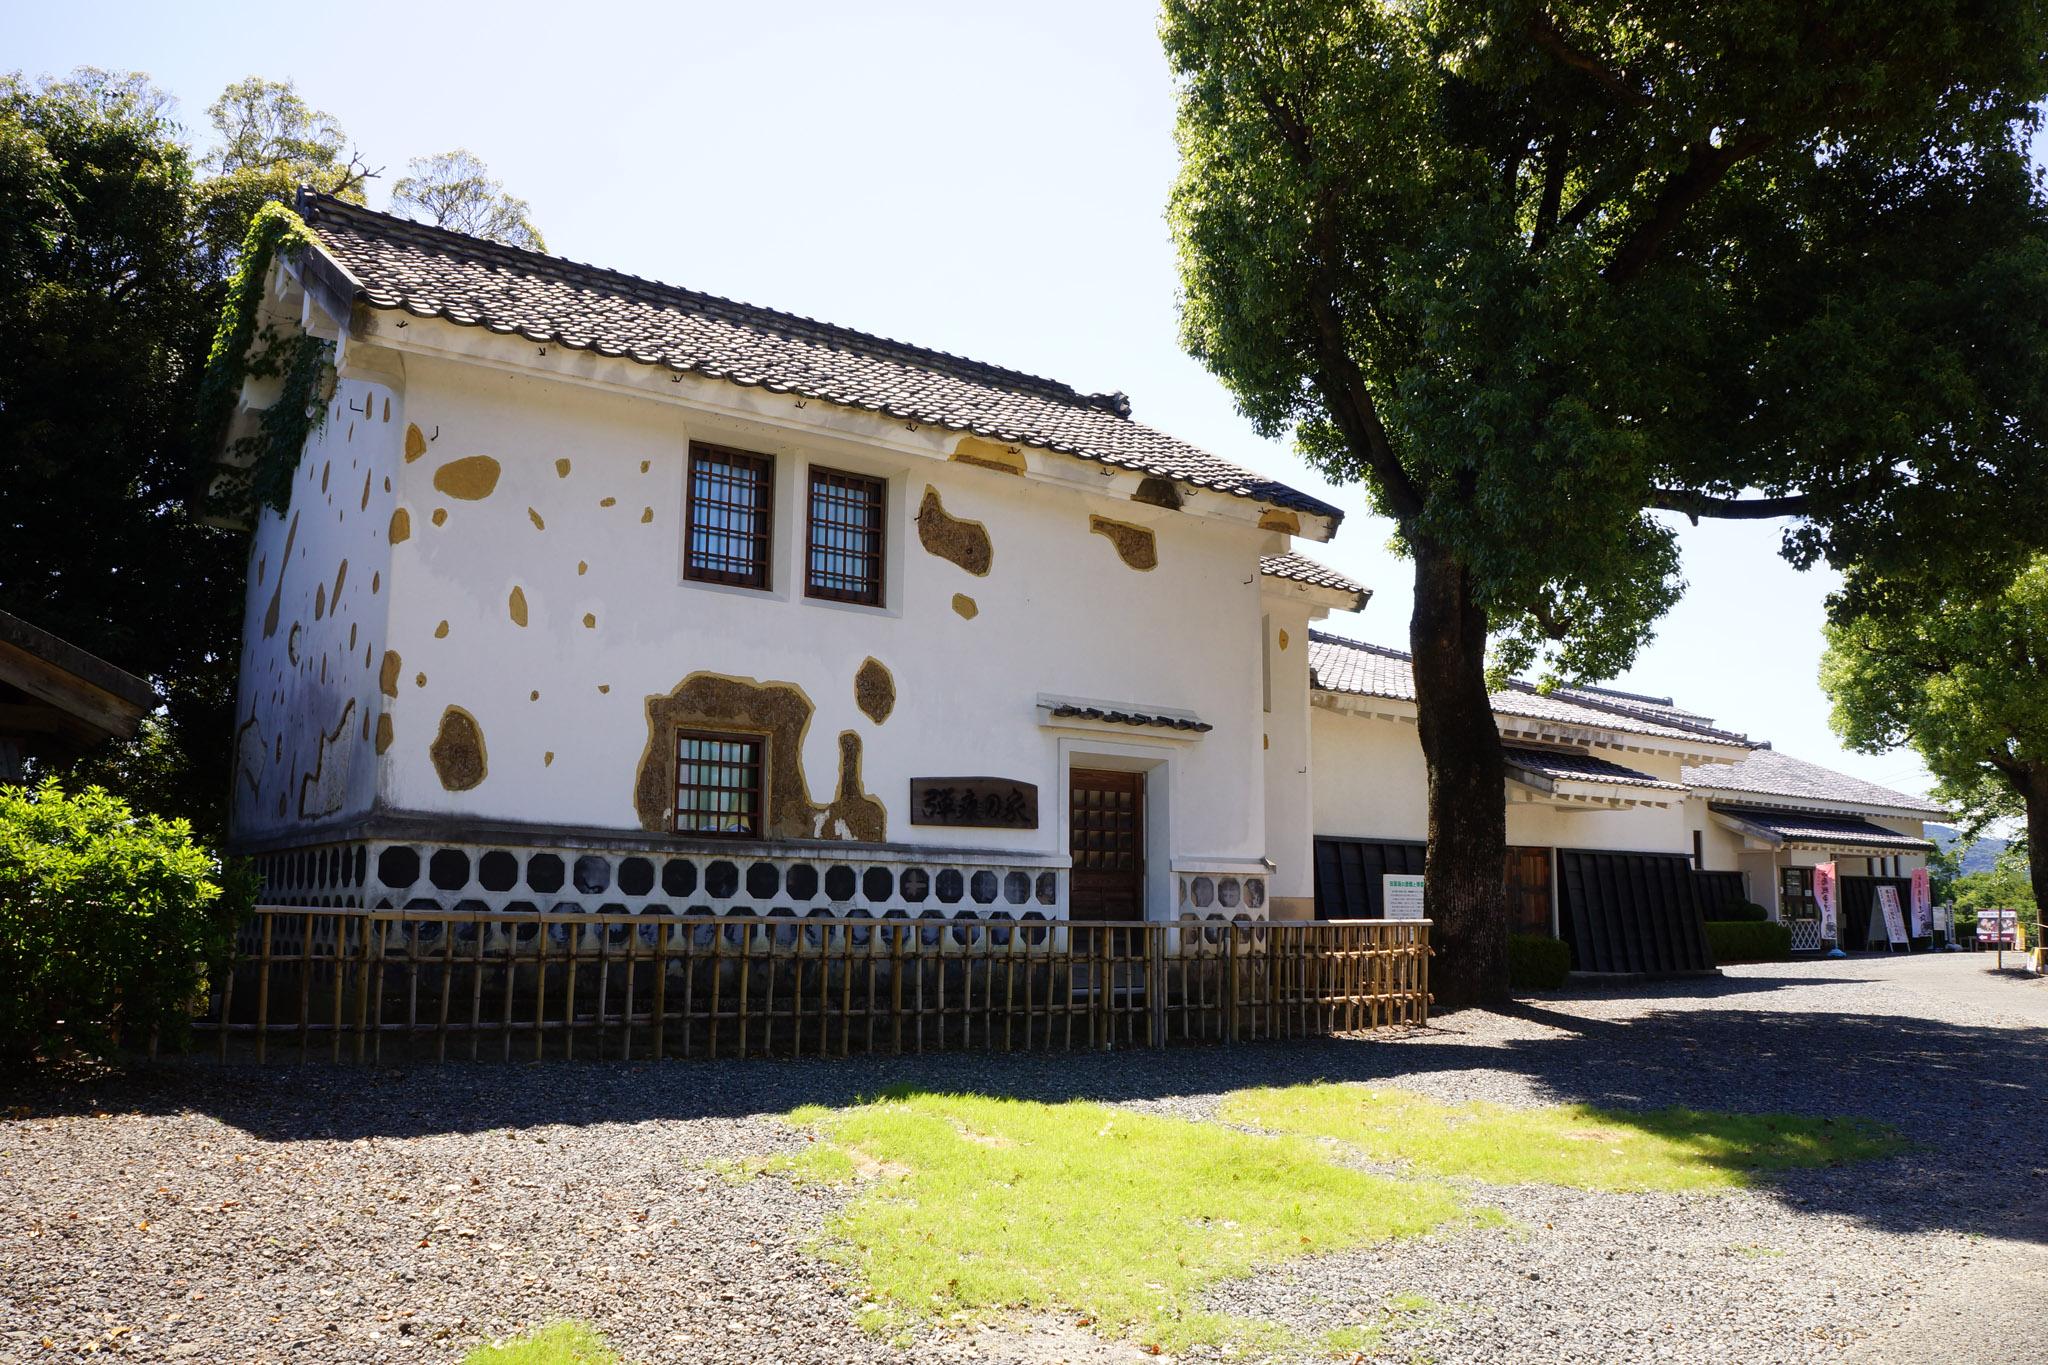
[0,779,254,1060]
[1704,919,1792,965]
[1508,934,1572,991]
[1706,900,1769,923]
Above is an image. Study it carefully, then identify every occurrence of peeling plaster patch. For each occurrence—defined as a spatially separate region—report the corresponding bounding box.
[375,713,394,754]
[1258,508,1301,535]
[261,512,300,637]
[348,622,357,651]
[544,751,554,766]
[371,571,381,594]
[287,623,302,666]
[379,651,402,698]
[360,470,372,511]
[509,586,529,627]
[332,559,348,606]
[1089,515,1158,571]
[632,672,884,841]
[582,612,597,629]
[527,507,545,530]
[404,423,428,463]
[314,583,326,621]
[296,698,357,820]
[415,672,427,688]
[389,507,411,544]
[639,460,650,474]
[431,508,448,527]
[915,485,992,576]
[598,684,611,694]
[382,396,390,422]
[320,462,330,493]
[256,555,266,587]
[234,714,264,794]
[1132,476,1184,510]
[577,561,588,576]
[555,458,571,478]
[529,689,539,701]
[429,706,487,791]
[360,710,370,742]
[951,435,1027,476]
[599,496,617,508]
[640,506,653,523]
[1277,628,1290,651]
[854,657,895,725]
[951,593,978,620]
[434,620,450,639]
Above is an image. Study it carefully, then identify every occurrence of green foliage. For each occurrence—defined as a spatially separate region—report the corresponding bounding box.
[779,1090,1472,1353]
[1704,920,1792,964]
[1823,556,2048,910]
[1222,1085,1904,1193]
[0,68,246,842]
[390,149,547,251]
[461,1323,617,1365]
[1507,933,1571,989]
[1706,901,1770,923]
[1952,845,2037,912]
[192,199,331,516]
[0,778,254,1060]
[193,76,366,271]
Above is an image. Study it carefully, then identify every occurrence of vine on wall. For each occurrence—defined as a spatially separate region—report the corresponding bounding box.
[195,201,335,519]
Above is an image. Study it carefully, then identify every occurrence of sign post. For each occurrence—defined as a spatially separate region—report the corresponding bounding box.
[1814,862,1844,958]
[1382,873,1426,921]
[1869,886,1910,954]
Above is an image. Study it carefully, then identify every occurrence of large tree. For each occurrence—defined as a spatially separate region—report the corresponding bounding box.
[1822,558,2048,916]
[0,69,240,837]
[1164,0,2048,1007]
[390,149,546,250]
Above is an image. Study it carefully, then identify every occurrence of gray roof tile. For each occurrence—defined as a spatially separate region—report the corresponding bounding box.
[1259,551,1371,606]
[1503,745,1682,791]
[296,194,1340,522]
[1710,805,1936,851]
[1684,749,1945,816]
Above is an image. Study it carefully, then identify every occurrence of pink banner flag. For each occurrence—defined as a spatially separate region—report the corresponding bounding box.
[1910,867,1932,938]
[1814,862,1839,943]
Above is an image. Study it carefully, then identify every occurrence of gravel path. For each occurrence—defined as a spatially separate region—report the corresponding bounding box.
[5,952,2044,1364]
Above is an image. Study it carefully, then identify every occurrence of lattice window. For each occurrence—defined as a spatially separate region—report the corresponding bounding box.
[674,731,764,838]
[685,443,774,588]
[806,466,885,605]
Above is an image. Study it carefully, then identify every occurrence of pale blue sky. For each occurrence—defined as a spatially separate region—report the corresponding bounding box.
[17,0,1953,802]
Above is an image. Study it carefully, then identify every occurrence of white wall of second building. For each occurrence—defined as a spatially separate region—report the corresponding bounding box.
[1260,596,1318,918]
[368,349,1275,914]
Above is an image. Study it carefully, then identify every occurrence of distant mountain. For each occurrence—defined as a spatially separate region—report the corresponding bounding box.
[1930,824,2009,875]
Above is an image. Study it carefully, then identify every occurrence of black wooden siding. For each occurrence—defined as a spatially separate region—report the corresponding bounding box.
[1697,870,1747,914]
[1313,837,1427,919]
[1556,850,1716,973]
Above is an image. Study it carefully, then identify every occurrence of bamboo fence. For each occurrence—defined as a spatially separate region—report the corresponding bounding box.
[195,907,1430,1062]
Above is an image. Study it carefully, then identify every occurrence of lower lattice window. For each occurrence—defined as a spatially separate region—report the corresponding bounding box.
[674,732,764,837]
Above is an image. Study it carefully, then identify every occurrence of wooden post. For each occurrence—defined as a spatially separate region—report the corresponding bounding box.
[736,923,754,1059]
[562,922,579,1062]
[255,914,273,1064]
[652,921,669,1060]
[299,911,315,1065]
[534,919,549,1062]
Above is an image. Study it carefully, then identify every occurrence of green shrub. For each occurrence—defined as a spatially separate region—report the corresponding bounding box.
[0,778,254,1060]
[1704,919,1792,965]
[1508,934,1572,990]
[1707,900,1769,923]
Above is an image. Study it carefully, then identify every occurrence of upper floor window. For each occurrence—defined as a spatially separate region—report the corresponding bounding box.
[805,466,886,606]
[685,442,774,589]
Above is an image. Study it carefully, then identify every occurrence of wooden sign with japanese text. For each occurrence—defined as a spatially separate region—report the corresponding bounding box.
[909,778,1039,829]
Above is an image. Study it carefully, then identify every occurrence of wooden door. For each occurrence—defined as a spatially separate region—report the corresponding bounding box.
[1069,768,1145,920]
[1504,846,1553,936]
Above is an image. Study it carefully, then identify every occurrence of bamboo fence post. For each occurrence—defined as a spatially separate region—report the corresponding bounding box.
[217,935,237,1064]
[534,920,549,1062]
[351,919,372,1064]
[298,912,314,1064]
[706,922,723,1062]
[562,923,579,1062]
[594,924,613,1062]
[255,914,273,1064]
[404,921,420,1059]
[889,923,905,1055]
[331,918,348,1064]
[680,921,698,1060]
[736,923,754,1059]
[653,921,669,1061]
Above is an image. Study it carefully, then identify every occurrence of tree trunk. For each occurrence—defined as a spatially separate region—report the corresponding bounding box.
[1408,533,1510,1010]
[2024,764,2048,924]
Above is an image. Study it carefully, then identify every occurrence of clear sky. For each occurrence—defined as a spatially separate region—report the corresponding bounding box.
[16,0,1952,803]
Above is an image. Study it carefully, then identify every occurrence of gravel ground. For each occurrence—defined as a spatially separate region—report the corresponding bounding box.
[5,952,2044,1365]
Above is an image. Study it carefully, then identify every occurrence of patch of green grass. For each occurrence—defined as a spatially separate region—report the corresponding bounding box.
[710,1144,860,1187]
[1320,1323,1384,1354]
[785,1091,1476,1354]
[1318,1292,1440,1358]
[1222,1085,1905,1192]
[462,1321,617,1365]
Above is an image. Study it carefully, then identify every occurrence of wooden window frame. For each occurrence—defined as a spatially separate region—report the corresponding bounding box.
[804,465,887,606]
[685,442,775,590]
[672,729,767,839]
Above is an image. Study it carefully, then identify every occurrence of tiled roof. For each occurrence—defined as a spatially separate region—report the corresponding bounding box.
[1684,748,1946,817]
[1711,805,1936,852]
[1259,552,1371,607]
[295,193,1340,523]
[1045,703,1213,733]
[1503,745,1682,791]
[1306,632,1747,747]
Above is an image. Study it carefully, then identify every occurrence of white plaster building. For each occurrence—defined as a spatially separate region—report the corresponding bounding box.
[225,194,1354,932]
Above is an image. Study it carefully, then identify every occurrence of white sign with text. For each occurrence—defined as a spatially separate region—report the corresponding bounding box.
[1383,874,1426,921]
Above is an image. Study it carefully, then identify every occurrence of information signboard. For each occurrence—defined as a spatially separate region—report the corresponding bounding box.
[1382,873,1426,921]
[1870,885,1910,952]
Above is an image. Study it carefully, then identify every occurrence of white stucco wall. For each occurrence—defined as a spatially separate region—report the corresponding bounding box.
[231,370,403,839]
[1259,597,1317,916]
[307,349,1280,907]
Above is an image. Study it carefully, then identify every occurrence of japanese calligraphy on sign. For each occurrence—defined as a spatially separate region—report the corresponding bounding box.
[910,778,1038,829]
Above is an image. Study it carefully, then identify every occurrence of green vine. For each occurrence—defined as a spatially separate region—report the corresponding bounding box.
[195,201,335,519]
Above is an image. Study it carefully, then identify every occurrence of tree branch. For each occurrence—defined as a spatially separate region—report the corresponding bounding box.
[1648,467,1892,523]
[1525,12,1651,109]
[1605,132,1774,285]
[1530,132,1570,252]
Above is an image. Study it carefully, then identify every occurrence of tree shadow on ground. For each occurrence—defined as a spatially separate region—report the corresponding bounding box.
[9,976,2044,1245]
